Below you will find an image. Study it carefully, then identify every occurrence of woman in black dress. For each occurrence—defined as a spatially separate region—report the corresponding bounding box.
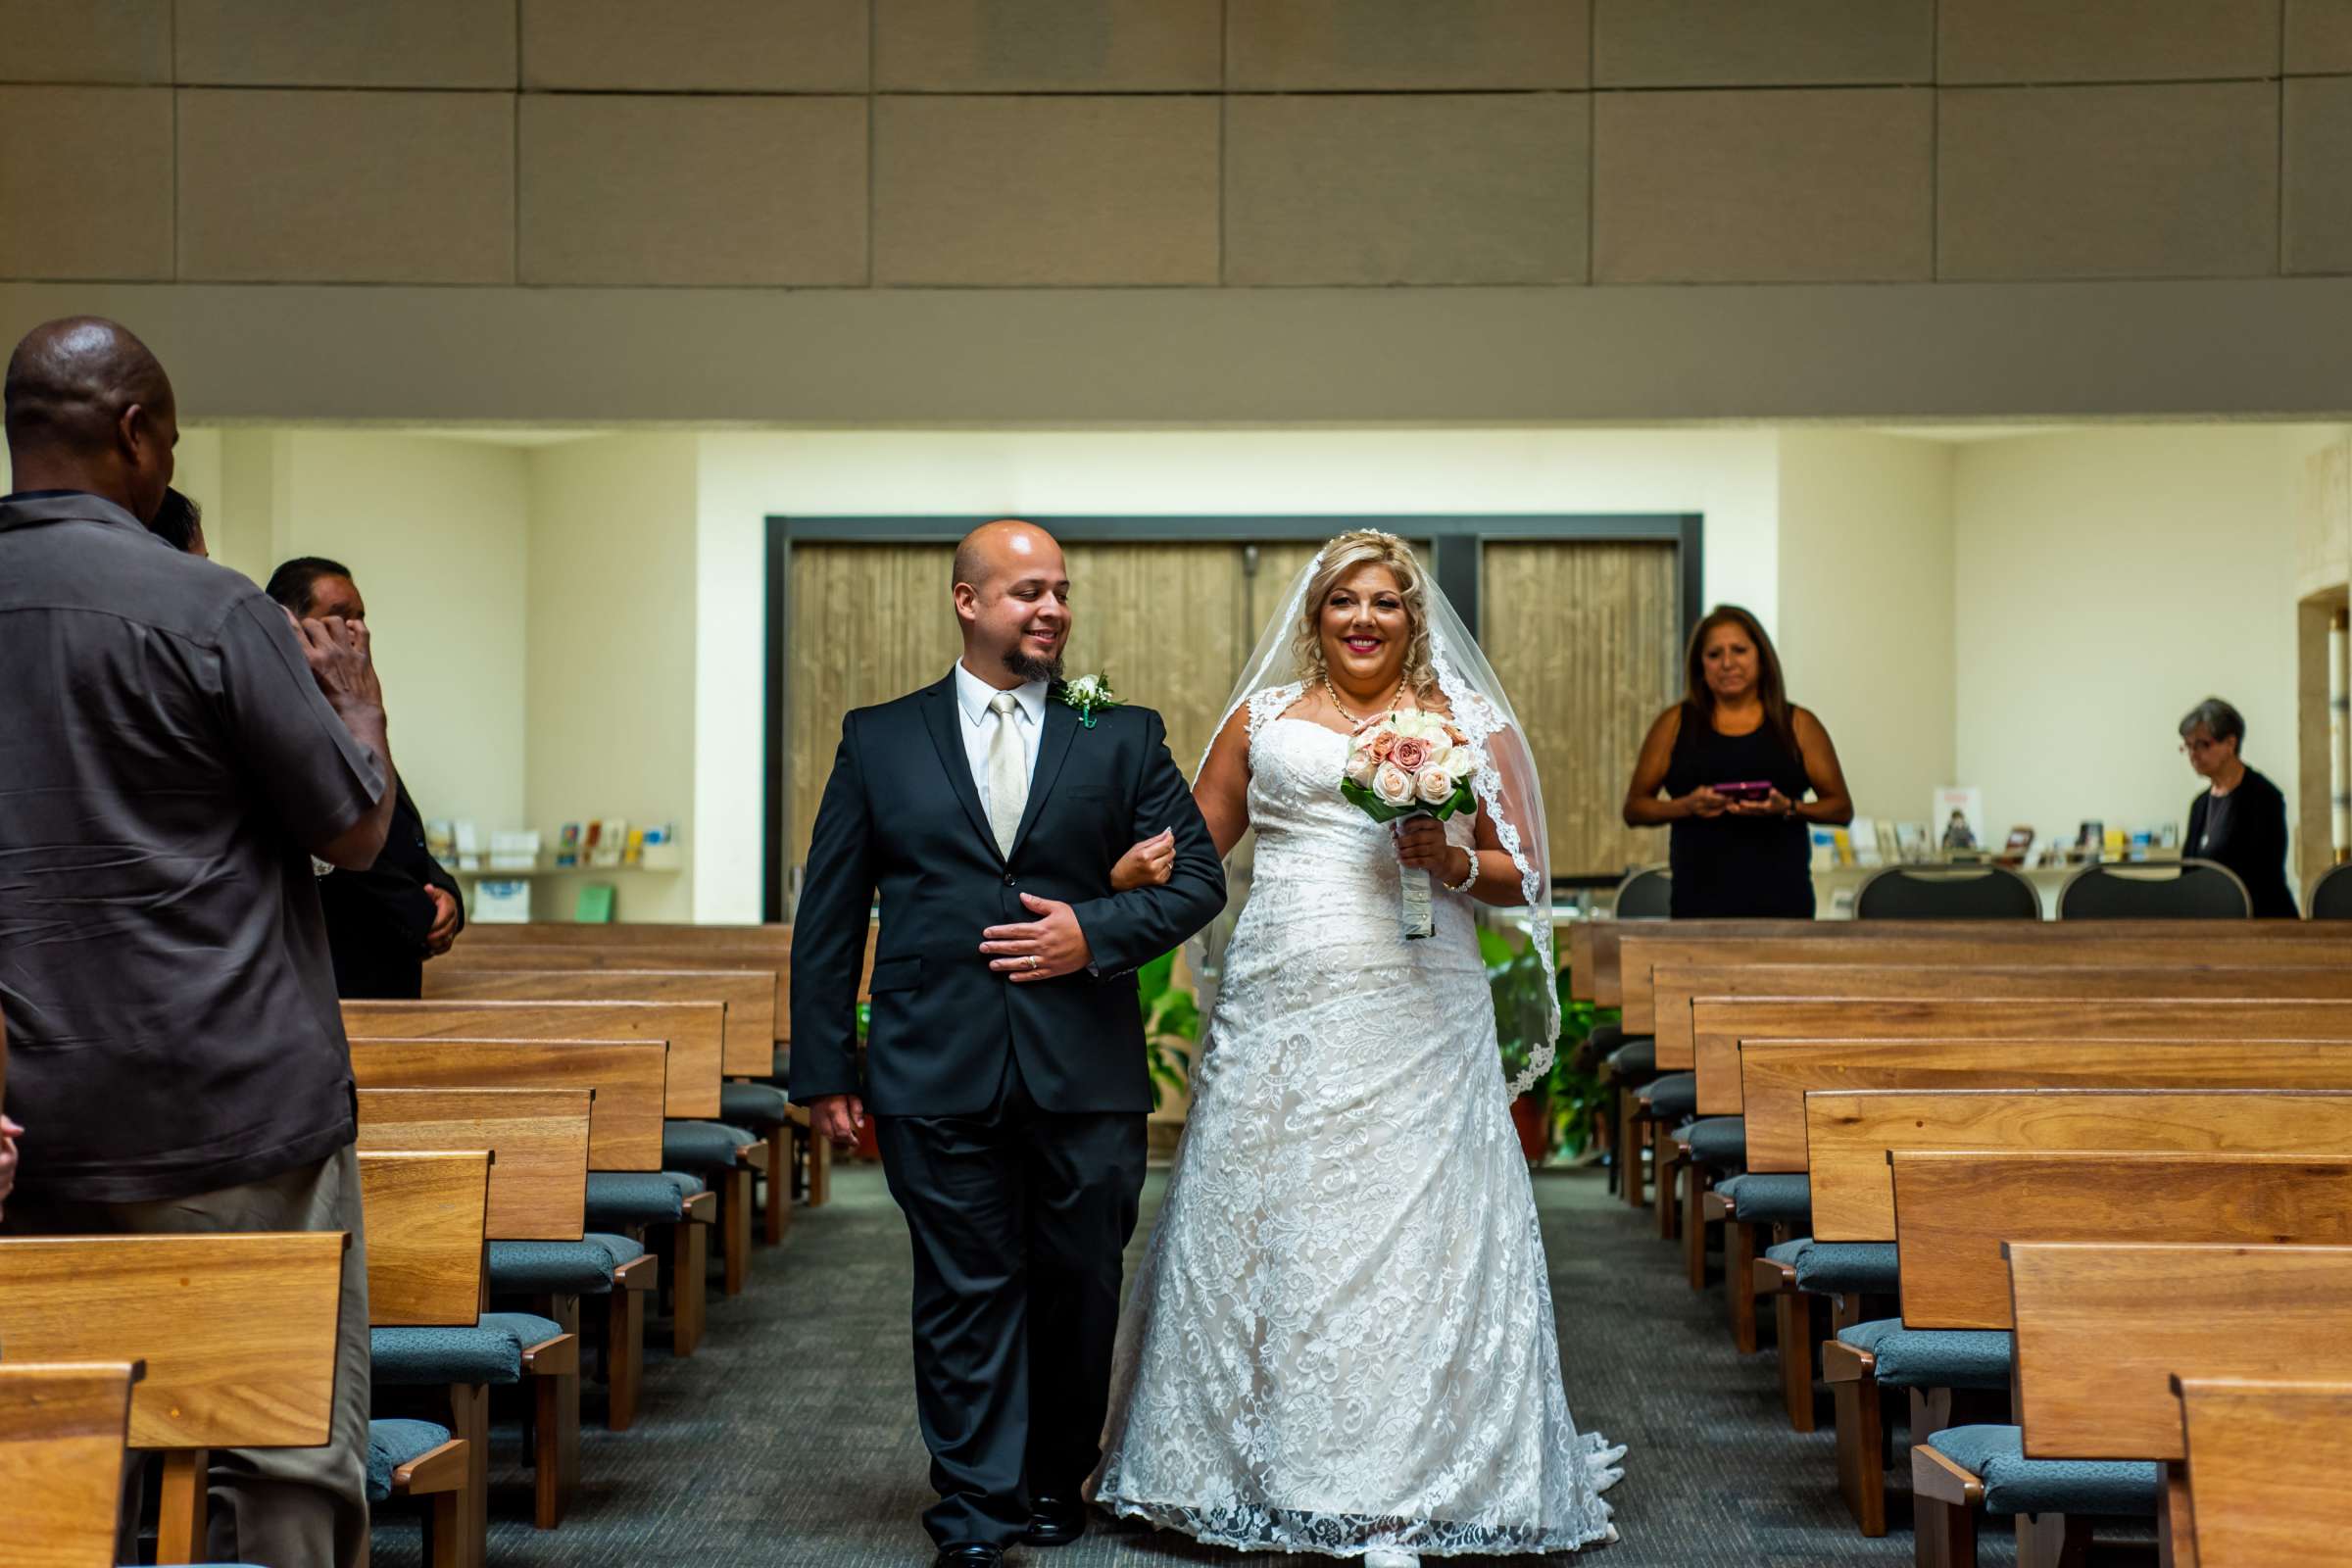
[1622,605,1852,918]
[2180,697,2298,917]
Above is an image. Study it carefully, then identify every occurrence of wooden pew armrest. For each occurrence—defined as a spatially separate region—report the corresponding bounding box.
[518,1331,578,1377]
[684,1190,717,1224]
[1702,1191,1731,1223]
[613,1253,659,1293]
[392,1436,470,1498]
[1822,1340,1876,1386]
[786,1103,810,1129]
[734,1138,768,1167]
[1752,1256,1798,1297]
[1911,1442,1985,1508]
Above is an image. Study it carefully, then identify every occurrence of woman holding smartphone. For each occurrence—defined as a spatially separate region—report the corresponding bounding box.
[1622,604,1852,918]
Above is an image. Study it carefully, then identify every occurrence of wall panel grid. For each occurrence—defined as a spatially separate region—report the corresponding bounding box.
[1,4,2342,287]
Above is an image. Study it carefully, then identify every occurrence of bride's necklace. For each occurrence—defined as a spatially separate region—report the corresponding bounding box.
[1324,672,1407,727]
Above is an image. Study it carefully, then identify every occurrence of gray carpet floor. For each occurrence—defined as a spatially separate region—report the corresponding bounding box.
[371,1163,2003,1568]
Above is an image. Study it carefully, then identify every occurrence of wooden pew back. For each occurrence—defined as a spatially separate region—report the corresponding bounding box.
[349,1039,665,1172]
[0,1361,140,1568]
[2175,1376,2352,1563]
[1621,923,2352,1030]
[355,1087,590,1241]
[426,963,775,1070]
[1657,960,2352,1070]
[1742,1037,2352,1171]
[344,999,722,1119]
[1891,1151,2352,1328]
[2007,1241,2352,1460]
[0,1233,346,1448]
[357,1150,491,1327]
[1692,997,2352,1114]
[1805,1088,2352,1240]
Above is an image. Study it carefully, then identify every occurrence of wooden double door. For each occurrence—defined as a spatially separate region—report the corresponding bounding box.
[785,538,1678,882]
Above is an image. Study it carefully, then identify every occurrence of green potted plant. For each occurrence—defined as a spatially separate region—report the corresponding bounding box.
[1485,928,1605,1164]
[1136,951,1200,1111]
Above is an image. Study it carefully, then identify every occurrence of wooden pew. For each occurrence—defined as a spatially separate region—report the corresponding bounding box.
[350,1041,669,1416]
[1891,1151,2352,1333]
[1729,1038,2352,1404]
[421,967,796,1248]
[1664,995,2352,1332]
[350,1039,666,1172]
[345,999,762,1309]
[424,967,774,1076]
[0,1232,365,1565]
[1744,1037,2352,1177]
[357,1088,593,1521]
[357,1086,591,1241]
[2173,1376,2352,1566]
[1982,1243,2352,1568]
[1692,996,2352,1117]
[1656,959,2352,1074]
[0,1360,142,1568]
[360,1149,494,1327]
[1603,918,2352,1019]
[1809,1088,2352,1243]
[345,999,725,1120]
[1804,1089,2352,1538]
[359,1149,503,1562]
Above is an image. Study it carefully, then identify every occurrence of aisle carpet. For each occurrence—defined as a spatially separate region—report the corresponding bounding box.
[371,1162,1997,1567]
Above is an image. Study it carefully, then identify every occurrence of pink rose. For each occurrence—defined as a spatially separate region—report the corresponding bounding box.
[1415,767,1456,806]
[1390,736,1432,771]
[1345,750,1377,786]
[1372,761,1416,808]
[1366,730,1397,761]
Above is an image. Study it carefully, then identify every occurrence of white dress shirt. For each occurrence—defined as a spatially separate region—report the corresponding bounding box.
[953,660,1048,819]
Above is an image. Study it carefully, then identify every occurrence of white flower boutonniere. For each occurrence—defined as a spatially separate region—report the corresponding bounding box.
[1059,672,1121,729]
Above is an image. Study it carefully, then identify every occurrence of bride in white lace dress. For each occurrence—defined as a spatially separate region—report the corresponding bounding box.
[1087,531,1623,1563]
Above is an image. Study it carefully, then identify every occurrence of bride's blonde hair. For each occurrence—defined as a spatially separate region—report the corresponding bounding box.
[1293,530,1441,700]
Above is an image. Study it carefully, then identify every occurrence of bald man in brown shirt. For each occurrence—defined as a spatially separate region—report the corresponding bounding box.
[0,318,397,1566]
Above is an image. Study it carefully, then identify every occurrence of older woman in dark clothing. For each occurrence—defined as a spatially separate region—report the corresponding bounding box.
[2180,697,2298,917]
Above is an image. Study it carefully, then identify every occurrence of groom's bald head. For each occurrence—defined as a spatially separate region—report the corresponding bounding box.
[5,316,178,522]
[953,519,1070,684]
[953,519,1060,594]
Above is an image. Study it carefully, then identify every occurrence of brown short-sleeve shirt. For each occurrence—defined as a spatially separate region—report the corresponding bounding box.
[0,492,386,1201]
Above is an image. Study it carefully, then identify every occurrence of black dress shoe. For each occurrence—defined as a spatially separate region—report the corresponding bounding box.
[1025,1494,1088,1546]
[933,1545,1003,1568]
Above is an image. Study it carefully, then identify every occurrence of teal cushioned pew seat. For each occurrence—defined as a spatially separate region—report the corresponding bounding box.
[1926,1425,2160,1517]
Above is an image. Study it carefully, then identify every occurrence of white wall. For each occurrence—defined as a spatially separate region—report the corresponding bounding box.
[279,433,531,832]
[1776,429,1957,824]
[527,434,701,922]
[1952,426,2328,858]
[691,426,1785,919]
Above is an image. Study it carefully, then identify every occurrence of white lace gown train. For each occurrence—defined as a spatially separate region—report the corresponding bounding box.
[1088,710,1623,1557]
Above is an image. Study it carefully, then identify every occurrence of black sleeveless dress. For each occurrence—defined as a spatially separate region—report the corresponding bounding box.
[1660,703,1816,919]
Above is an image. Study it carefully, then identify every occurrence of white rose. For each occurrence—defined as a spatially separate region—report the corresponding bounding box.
[1415,766,1456,806]
[1444,745,1478,777]
[1345,750,1377,786]
[1372,761,1415,808]
[1067,674,1101,699]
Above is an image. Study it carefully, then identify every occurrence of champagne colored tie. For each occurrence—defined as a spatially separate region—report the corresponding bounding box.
[987,692,1027,858]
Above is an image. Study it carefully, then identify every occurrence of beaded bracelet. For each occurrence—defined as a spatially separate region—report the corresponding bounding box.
[1445,850,1480,894]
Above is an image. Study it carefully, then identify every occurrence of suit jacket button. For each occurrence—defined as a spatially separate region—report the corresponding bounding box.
[1004,873,1016,886]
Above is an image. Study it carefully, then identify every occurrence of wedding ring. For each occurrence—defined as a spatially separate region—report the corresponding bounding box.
[1029,955,1040,970]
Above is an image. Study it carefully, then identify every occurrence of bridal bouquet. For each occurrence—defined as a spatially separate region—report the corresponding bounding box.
[1341,711,1482,940]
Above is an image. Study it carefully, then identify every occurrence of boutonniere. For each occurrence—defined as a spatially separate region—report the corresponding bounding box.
[1058,673,1121,729]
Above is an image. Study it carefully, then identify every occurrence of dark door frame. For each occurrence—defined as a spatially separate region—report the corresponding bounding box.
[762,512,1703,919]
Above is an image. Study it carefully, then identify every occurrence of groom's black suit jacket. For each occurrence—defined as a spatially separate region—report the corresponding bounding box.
[789,672,1226,1117]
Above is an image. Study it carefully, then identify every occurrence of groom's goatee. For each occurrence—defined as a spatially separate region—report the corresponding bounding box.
[1005,651,1064,685]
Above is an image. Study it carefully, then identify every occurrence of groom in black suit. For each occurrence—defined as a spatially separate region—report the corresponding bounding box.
[791,520,1226,1566]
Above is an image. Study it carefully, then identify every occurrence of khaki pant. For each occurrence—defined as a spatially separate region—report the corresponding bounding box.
[4,1143,373,1568]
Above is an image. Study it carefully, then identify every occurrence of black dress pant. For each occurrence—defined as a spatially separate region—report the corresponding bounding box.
[875,1052,1147,1548]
